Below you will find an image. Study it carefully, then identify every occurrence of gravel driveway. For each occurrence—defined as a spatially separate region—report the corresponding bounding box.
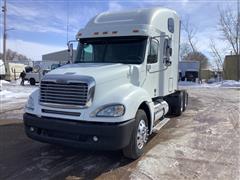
[0,88,239,180]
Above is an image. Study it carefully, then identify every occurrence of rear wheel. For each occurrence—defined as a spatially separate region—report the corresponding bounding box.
[30,78,36,85]
[174,91,184,116]
[123,109,149,159]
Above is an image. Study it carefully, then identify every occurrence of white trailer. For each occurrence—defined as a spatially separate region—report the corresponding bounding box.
[5,62,26,81]
[0,60,5,79]
[24,7,188,159]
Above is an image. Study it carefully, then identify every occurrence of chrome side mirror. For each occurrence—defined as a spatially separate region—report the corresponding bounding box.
[163,39,172,66]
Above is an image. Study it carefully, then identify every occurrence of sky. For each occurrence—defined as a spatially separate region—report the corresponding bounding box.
[0,0,238,62]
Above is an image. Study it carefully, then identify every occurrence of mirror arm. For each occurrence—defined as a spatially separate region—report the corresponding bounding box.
[146,64,151,71]
[151,34,171,39]
[67,40,78,50]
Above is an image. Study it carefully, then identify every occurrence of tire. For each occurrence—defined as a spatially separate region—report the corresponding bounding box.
[174,91,184,116]
[30,78,36,86]
[182,91,188,112]
[123,109,149,159]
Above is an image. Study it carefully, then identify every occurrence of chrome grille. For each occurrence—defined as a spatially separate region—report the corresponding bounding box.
[40,81,88,107]
[42,109,81,116]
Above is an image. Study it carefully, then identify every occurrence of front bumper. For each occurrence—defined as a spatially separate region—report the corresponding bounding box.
[23,113,135,150]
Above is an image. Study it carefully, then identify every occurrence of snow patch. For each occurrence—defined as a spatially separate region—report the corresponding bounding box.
[0,90,30,102]
[0,82,37,102]
[179,80,240,88]
[0,80,10,84]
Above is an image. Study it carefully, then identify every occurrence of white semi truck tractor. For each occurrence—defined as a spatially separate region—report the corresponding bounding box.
[24,7,188,159]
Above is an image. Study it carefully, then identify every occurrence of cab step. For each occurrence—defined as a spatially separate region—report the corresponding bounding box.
[152,117,170,132]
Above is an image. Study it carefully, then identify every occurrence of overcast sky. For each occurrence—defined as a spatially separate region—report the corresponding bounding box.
[0,0,238,61]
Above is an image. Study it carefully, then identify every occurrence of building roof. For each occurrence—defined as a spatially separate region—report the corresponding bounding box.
[42,49,76,62]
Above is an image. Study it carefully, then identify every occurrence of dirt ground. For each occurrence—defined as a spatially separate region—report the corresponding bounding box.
[0,88,239,180]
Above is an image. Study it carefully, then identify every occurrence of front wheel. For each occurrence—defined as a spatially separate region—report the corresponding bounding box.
[123,109,149,159]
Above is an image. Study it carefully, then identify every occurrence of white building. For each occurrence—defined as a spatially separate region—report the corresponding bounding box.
[41,49,77,70]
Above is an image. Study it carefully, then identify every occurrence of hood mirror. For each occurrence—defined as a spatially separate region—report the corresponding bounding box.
[67,42,73,58]
[67,40,78,63]
[147,54,157,64]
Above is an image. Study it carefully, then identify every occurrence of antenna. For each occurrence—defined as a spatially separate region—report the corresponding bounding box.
[66,0,69,43]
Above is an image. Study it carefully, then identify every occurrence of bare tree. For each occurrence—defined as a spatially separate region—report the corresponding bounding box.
[181,16,198,52]
[181,16,210,74]
[209,3,239,79]
[180,43,191,61]
[210,39,225,72]
[218,6,240,55]
[184,51,209,69]
[0,49,31,61]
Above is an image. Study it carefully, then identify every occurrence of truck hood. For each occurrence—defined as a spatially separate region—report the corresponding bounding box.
[47,63,131,84]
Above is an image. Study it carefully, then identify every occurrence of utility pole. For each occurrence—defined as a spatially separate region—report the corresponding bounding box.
[2,0,7,69]
[237,0,240,80]
[237,0,240,55]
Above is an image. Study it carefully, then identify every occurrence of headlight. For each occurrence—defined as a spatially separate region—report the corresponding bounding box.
[91,104,125,117]
[25,96,34,111]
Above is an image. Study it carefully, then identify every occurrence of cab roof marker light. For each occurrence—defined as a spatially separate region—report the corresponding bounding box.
[112,31,118,34]
[93,32,99,35]
[132,29,139,33]
[78,32,82,36]
[103,31,108,35]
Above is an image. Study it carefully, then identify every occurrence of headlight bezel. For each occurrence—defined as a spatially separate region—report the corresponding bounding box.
[25,96,34,111]
[91,104,125,117]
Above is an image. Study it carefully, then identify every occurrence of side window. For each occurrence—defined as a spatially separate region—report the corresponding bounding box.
[147,39,158,64]
[168,18,174,33]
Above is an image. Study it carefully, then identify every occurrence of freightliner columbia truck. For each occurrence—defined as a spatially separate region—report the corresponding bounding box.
[24,7,188,159]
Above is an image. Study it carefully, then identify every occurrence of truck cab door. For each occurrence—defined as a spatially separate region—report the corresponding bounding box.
[144,38,160,97]
[147,38,159,73]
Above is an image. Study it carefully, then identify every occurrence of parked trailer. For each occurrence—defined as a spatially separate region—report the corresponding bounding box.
[5,62,26,81]
[0,60,5,80]
[179,60,200,81]
[24,7,188,159]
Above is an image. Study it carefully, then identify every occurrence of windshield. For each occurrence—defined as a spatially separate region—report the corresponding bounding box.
[74,36,147,64]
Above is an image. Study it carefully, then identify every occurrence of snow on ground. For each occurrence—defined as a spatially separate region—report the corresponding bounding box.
[0,80,37,103]
[179,80,240,88]
[0,89,33,102]
[0,80,10,84]
[0,79,239,103]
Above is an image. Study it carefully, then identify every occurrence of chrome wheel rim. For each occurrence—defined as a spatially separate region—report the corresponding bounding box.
[185,96,187,107]
[180,95,184,112]
[180,101,183,112]
[137,120,148,149]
